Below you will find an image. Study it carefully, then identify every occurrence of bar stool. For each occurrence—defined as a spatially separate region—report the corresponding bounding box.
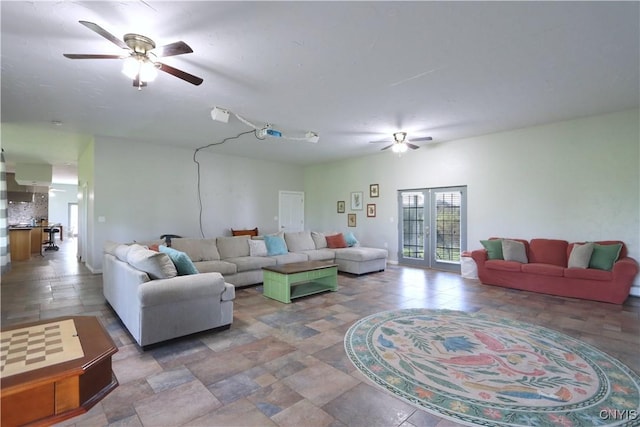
[43,227,60,251]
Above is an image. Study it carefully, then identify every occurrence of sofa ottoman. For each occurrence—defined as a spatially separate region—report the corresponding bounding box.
[333,247,388,275]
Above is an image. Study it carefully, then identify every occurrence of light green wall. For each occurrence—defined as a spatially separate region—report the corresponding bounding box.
[304,109,640,293]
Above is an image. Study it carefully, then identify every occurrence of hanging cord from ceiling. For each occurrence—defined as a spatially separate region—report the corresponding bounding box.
[193,110,318,237]
[192,130,256,237]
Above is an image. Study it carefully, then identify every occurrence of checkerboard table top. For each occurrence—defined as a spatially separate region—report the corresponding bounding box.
[1,319,84,377]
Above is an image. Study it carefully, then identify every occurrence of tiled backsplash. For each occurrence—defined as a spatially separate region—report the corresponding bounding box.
[8,193,49,225]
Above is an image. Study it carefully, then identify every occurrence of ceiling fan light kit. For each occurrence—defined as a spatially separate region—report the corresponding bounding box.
[121,55,158,82]
[63,20,203,88]
[391,142,409,153]
[393,132,407,143]
[369,131,433,153]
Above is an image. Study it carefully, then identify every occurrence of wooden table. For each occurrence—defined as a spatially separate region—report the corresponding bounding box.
[263,260,338,303]
[1,316,118,427]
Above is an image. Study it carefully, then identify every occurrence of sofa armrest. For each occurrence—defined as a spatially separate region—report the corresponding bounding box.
[612,257,639,285]
[137,272,227,307]
[471,249,488,267]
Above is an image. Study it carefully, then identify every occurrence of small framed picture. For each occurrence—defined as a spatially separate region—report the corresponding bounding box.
[351,192,363,210]
[367,204,376,217]
[337,200,345,213]
[370,184,379,198]
[348,213,356,227]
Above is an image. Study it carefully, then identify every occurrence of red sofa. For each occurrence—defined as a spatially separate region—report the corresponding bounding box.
[471,238,638,304]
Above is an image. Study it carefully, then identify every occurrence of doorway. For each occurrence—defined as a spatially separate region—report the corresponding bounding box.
[68,203,78,237]
[397,186,467,272]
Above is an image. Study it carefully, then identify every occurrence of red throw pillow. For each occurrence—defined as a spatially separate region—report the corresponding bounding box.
[326,233,347,248]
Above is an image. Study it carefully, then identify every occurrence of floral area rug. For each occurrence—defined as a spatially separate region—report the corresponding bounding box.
[344,309,640,426]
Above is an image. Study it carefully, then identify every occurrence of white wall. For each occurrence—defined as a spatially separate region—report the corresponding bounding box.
[304,109,640,294]
[78,141,95,270]
[90,137,304,271]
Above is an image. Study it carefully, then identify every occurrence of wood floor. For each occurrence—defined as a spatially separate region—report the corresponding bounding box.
[2,238,638,427]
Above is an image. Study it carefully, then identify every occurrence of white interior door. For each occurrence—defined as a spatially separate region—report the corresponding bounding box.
[279,191,304,232]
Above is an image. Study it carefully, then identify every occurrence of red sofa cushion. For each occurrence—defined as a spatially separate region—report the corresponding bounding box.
[521,263,564,277]
[564,267,612,281]
[529,239,568,266]
[485,260,522,272]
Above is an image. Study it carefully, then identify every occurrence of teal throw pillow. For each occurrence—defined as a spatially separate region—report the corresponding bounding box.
[344,231,358,247]
[159,245,199,275]
[480,239,504,260]
[264,235,288,256]
[588,243,622,271]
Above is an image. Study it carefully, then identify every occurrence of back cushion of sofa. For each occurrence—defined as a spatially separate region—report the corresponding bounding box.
[170,238,220,261]
[114,244,134,262]
[311,231,328,249]
[103,240,120,256]
[126,244,178,279]
[284,231,315,252]
[529,239,568,266]
[217,235,250,259]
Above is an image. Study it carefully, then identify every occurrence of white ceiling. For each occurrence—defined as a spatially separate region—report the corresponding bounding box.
[2,1,638,185]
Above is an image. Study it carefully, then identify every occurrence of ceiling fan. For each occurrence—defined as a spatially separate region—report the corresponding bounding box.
[63,21,203,89]
[370,132,433,153]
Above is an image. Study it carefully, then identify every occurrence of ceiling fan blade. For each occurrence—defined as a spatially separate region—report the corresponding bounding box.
[157,62,203,86]
[156,41,193,57]
[411,136,433,142]
[380,144,394,151]
[406,142,420,150]
[370,140,393,144]
[63,54,122,59]
[79,21,128,50]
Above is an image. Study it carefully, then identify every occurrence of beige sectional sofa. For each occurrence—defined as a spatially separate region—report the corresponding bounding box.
[169,230,388,287]
[102,242,235,347]
[102,231,386,346]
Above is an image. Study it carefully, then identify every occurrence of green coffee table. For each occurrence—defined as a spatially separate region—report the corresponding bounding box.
[262,260,338,303]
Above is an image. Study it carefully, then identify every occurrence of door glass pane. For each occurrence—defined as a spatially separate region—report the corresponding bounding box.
[434,191,461,263]
[402,192,424,259]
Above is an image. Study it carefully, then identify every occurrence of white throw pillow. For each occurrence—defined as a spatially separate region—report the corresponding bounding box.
[248,239,268,257]
[312,231,328,249]
[502,239,528,263]
[568,242,594,269]
[126,245,177,279]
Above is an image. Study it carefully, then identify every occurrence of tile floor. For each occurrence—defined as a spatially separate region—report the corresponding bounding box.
[1,238,638,427]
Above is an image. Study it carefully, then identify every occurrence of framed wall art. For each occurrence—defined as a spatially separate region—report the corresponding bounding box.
[348,213,357,227]
[351,192,363,210]
[337,200,345,213]
[370,184,379,198]
[367,204,376,217]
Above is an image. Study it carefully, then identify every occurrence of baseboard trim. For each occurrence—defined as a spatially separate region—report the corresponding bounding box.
[85,263,102,275]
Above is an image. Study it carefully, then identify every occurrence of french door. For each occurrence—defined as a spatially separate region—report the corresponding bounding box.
[397,186,467,272]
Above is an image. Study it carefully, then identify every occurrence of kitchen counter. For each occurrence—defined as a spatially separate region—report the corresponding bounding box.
[9,228,32,261]
[8,225,63,260]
